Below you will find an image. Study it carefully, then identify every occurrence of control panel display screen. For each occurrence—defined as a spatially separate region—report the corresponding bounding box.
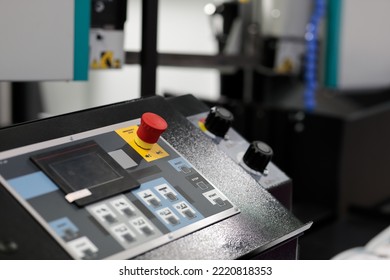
[50,152,121,190]
[31,140,139,206]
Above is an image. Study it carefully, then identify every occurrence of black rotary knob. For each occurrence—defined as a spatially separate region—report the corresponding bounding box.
[204,106,234,138]
[243,141,273,173]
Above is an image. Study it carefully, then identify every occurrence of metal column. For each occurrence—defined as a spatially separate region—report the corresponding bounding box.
[140,0,159,97]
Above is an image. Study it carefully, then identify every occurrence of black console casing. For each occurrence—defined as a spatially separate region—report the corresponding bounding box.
[0,95,310,259]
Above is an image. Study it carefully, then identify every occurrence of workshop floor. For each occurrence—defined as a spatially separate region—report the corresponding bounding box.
[298,209,389,260]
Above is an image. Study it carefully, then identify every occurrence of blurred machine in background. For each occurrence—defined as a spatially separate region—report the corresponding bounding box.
[90,0,127,69]
[0,0,90,125]
[0,0,90,81]
[207,0,311,102]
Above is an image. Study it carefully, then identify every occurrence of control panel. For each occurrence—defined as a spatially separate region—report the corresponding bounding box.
[189,108,273,178]
[0,115,238,259]
[166,94,293,210]
[188,108,290,197]
[0,95,311,260]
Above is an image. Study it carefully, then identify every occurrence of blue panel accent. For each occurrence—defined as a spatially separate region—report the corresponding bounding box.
[74,0,90,80]
[325,0,342,88]
[133,178,204,232]
[8,172,59,200]
[49,217,79,239]
[168,157,192,172]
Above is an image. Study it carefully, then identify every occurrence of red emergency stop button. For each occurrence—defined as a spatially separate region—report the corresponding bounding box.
[135,112,168,149]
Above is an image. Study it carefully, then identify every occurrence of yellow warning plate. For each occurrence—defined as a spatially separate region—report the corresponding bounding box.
[115,126,169,162]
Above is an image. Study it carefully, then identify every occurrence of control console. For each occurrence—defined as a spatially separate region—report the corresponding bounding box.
[0,95,311,259]
[170,95,293,210]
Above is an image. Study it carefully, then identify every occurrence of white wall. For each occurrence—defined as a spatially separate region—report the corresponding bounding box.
[41,0,220,117]
[157,0,220,101]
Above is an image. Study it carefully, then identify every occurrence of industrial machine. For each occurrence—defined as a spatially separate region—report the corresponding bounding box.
[0,95,310,260]
[0,0,89,81]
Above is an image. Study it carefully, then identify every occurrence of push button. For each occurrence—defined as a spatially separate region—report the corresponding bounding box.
[135,113,168,150]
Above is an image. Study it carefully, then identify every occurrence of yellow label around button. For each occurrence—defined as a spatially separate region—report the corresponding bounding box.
[198,120,207,132]
[115,126,169,162]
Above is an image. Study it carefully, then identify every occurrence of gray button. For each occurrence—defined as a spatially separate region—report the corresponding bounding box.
[63,228,77,240]
[108,150,137,169]
[213,198,226,206]
[180,166,191,174]
[82,249,97,260]
[141,226,153,236]
[167,216,179,225]
[165,192,177,201]
[103,214,117,224]
[148,198,161,208]
[122,208,135,217]
[196,181,208,190]
[183,209,195,219]
[122,233,135,243]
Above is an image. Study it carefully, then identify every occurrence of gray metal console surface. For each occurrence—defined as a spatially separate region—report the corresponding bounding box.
[168,94,294,210]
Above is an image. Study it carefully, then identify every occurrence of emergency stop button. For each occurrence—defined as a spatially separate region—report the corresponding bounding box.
[135,112,168,150]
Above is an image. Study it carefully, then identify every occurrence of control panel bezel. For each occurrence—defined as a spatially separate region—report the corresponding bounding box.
[0,118,239,260]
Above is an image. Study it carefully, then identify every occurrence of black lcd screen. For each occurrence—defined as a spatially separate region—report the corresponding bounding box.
[31,140,139,206]
[50,152,122,191]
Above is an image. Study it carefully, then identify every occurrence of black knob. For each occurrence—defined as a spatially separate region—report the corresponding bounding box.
[204,106,234,138]
[243,141,273,173]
